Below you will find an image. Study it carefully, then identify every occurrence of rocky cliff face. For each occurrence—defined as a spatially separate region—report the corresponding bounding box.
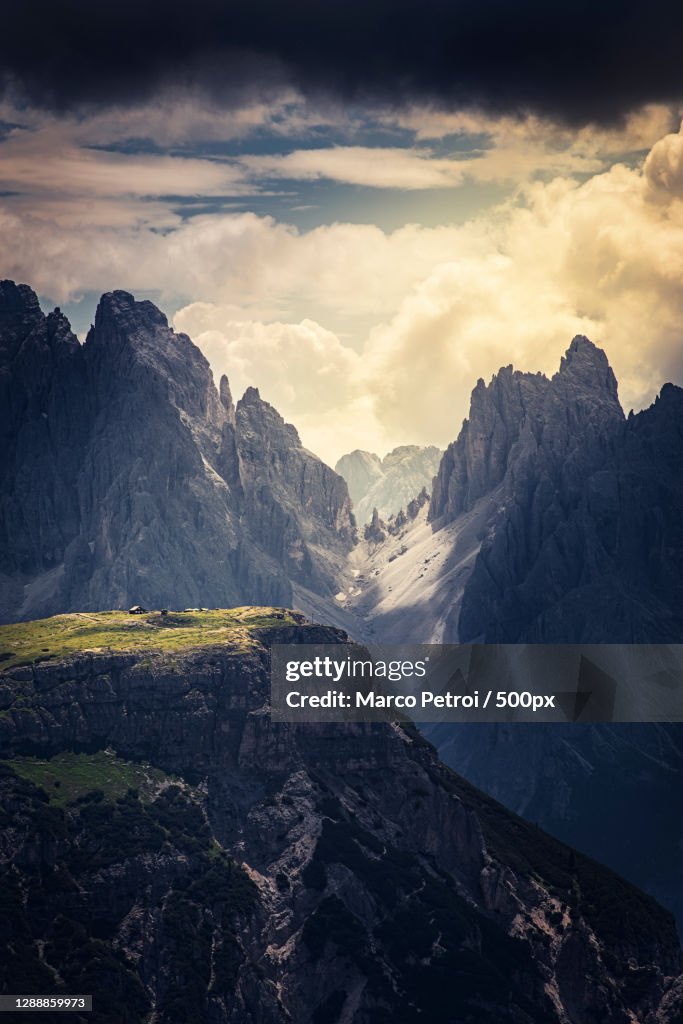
[0,283,87,616]
[236,387,355,593]
[0,283,355,623]
[430,336,622,527]
[419,337,683,932]
[336,445,441,524]
[428,335,683,644]
[447,340,681,644]
[1,615,681,1024]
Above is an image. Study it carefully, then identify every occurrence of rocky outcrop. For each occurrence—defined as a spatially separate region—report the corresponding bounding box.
[0,283,355,623]
[451,342,682,644]
[430,336,622,525]
[336,445,441,523]
[0,284,87,610]
[426,334,683,643]
[1,622,680,1023]
[363,507,386,544]
[236,387,355,594]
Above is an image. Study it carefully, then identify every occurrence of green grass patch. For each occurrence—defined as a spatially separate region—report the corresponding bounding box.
[0,607,300,670]
[2,751,173,806]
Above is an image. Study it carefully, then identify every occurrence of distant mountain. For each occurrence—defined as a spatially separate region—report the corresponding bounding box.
[335,444,441,523]
[1,611,680,1023]
[334,449,383,509]
[0,282,355,623]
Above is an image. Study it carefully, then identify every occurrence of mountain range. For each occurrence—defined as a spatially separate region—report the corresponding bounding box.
[0,282,355,624]
[2,279,683,1018]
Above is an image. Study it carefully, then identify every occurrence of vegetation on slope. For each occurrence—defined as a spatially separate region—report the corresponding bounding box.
[0,762,257,1024]
[0,607,300,670]
[2,751,174,806]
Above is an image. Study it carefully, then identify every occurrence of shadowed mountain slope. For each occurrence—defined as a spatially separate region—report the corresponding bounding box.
[1,611,681,1023]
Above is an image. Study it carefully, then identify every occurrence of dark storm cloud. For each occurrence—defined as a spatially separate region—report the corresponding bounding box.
[1,0,682,125]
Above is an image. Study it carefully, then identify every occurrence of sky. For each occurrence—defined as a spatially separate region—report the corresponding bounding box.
[1,1,683,464]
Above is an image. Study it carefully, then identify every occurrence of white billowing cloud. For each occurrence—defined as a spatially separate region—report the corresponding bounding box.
[361,255,595,444]
[644,124,683,197]
[170,127,683,463]
[0,202,475,323]
[172,305,403,460]
[361,148,683,445]
[161,216,476,320]
[174,307,360,414]
[2,111,683,464]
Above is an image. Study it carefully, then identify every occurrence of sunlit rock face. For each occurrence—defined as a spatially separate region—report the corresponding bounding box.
[0,283,355,623]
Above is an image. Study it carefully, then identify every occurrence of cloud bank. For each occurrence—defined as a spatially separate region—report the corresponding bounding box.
[2,1,683,125]
[2,91,683,463]
[173,125,683,461]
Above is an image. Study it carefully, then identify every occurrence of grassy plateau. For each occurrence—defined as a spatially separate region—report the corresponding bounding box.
[0,607,299,671]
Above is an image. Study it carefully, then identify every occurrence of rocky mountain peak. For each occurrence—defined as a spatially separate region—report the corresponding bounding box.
[338,448,382,469]
[384,444,422,459]
[219,373,234,409]
[657,381,683,406]
[0,278,41,314]
[0,280,45,363]
[430,337,626,525]
[632,381,683,436]
[94,289,169,332]
[0,281,357,621]
[555,333,620,401]
[236,386,301,447]
[430,366,548,521]
[86,290,226,435]
[563,332,606,364]
[239,384,262,405]
[334,450,383,510]
[44,308,80,357]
